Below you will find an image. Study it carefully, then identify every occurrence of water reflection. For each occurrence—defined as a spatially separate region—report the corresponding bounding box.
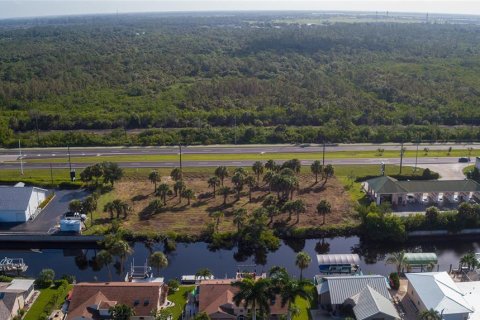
[1,236,480,282]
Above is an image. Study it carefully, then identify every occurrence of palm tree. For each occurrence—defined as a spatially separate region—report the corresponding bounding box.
[459,252,478,271]
[280,279,313,320]
[310,160,323,183]
[109,240,133,273]
[232,278,273,320]
[156,183,170,205]
[322,164,334,186]
[282,159,301,174]
[173,180,186,198]
[219,186,231,205]
[233,208,247,232]
[69,199,82,213]
[148,170,160,192]
[263,171,275,192]
[148,251,168,276]
[252,161,264,184]
[81,195,98,227]
[102,162,124,187]
[265,159,277,172]
[195,268,213,280]
[96,249,113,281]
[316,200,331,224]
[245,175,256,202]
[418,308,441,320]
[231,172,245,200]
[385,250,408,274]
[109,304,135,320]
[291,200,306,223]
[170,167,183,181]
[295,251,311,280]
[208,176,220,197]
[104,201,116,219]
[215,166,229,186]
[182,188,195,205]
[211,211,224,232]
[113,199,130,219]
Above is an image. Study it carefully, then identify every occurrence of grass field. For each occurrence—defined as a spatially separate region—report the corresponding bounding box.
[23,148,478,164]
[165,286,195,320]
[24,284,73,320]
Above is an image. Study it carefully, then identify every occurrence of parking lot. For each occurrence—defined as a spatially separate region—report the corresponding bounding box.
[0,189,89,233]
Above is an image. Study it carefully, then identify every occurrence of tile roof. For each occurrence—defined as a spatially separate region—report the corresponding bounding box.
[0,186,47,211]
[67,282,164,320]
[198,279,288,317]
[406,272,473,315]
[350,285,399,320]
[320,275,391,305]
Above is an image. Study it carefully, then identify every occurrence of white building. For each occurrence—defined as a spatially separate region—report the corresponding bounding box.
[0,185,48,222]
[406,272,474,320]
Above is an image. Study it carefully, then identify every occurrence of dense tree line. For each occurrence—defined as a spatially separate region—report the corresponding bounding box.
[1,13,480,147]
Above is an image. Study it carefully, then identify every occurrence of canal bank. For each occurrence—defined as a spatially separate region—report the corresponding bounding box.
[1,236,479,283]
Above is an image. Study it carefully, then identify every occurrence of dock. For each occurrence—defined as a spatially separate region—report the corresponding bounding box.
[0,257,28,274]
[0,234,103,244]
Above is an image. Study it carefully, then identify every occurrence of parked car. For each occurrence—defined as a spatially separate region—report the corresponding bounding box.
[469,198,478,204]
[438,194,444,202]
[422,195,429,203]
[453,194,459,202]
[458,157,470,163]
[407,195,415,202]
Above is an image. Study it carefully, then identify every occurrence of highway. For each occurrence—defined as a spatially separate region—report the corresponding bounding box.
[0,156,468,170]
[0,143,478,160]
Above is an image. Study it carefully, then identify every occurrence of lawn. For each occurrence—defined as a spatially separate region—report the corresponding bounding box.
[165,286,195,320]
[23,148,479,164]
[0,168,72,186]
[293,284,316,320]
[24,284,73,320]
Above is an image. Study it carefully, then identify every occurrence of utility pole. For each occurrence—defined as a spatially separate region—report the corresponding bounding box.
[179,145,183,174]
[399,142,404,174]
[68,145,72,173]
[18,140,23,175]
[50,163,54,187]
[322,141,326,166]
[414,136,420,173]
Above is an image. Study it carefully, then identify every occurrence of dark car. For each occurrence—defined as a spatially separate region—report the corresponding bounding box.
[458,157,470,163]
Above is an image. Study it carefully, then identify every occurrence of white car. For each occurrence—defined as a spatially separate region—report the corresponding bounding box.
[438,195,444,202]
[453,195,459,202]
[422,196,429,203]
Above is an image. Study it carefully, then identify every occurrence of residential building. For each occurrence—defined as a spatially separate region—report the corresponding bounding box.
[66,282,168,320]
[0,279,36,320]
[406,272,474,320]
[196,279,288,320]
[0,185,48,222]
[316,275,399,320]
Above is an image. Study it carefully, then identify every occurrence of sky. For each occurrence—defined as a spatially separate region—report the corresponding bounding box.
[1,0,480,19]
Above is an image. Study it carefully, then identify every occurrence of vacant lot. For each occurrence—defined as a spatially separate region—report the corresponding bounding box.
[87,164,419,236]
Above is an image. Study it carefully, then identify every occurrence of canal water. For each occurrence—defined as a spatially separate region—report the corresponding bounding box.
[1,237,480,282]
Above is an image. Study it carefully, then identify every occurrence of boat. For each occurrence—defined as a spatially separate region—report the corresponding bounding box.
[0,257,28,275]
[181,274,214,284]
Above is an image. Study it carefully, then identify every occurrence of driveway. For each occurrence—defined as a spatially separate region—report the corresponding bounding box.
[418,163,470,180]
[0,189,90,233]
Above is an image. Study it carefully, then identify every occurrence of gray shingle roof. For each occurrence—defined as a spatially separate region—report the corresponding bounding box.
[0,186,47,211]
[350,285,399,320]
[366,176,480,194]
[321,275,391,305]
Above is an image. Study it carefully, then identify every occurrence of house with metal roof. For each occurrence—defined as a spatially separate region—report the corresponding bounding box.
[316,275,399,320]
[406,272,474,320]
[0,185,48,222]
[363,176,480,206]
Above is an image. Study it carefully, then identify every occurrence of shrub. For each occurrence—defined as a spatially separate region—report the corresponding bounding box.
[425,206,439,223]
[0,275,13,282]
[36,269,55,288]
[389,272,400,290]
[167,279,180,291]
[61,274,76,284]
[58,181,82,189]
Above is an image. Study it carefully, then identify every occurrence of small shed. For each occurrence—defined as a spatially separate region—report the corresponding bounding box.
[317,254,361,274]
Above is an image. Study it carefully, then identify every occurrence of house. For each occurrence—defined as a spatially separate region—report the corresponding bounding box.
[363,176,480,206]
[316,275,399,320]
[197,279,288,320]
[66,282,168,320]
[0,279,36,320]
[406,272,474,320]
[0,185,48,222]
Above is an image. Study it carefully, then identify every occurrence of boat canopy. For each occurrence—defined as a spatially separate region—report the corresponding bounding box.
[317,254,360,266]
[404,252,438,265]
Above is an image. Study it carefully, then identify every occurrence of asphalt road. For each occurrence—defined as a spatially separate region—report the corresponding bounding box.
[0,156,469,170]
[0,143,478,160]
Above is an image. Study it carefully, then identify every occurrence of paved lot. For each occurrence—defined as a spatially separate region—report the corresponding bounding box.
[418,162,470,180]
[0,189,89,233]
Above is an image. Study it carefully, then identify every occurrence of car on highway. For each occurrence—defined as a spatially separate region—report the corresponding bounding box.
[458,157,470,163]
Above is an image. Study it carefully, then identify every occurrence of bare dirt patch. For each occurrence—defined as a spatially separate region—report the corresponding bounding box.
[95,172,357,235]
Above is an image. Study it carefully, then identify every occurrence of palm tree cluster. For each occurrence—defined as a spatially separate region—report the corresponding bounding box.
[209,165,259,205]
[459,252,479,271]
[104,199,131,220]
[232,266,312,320]
[149,168,196,207]
[96,233,134,280]
[310,162,335,186]
[80,162,123,187]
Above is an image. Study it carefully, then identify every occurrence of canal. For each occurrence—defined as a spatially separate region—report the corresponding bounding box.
[1,236,480,282]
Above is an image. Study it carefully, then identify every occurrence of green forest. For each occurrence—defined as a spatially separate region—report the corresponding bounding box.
[1,13,480,147]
